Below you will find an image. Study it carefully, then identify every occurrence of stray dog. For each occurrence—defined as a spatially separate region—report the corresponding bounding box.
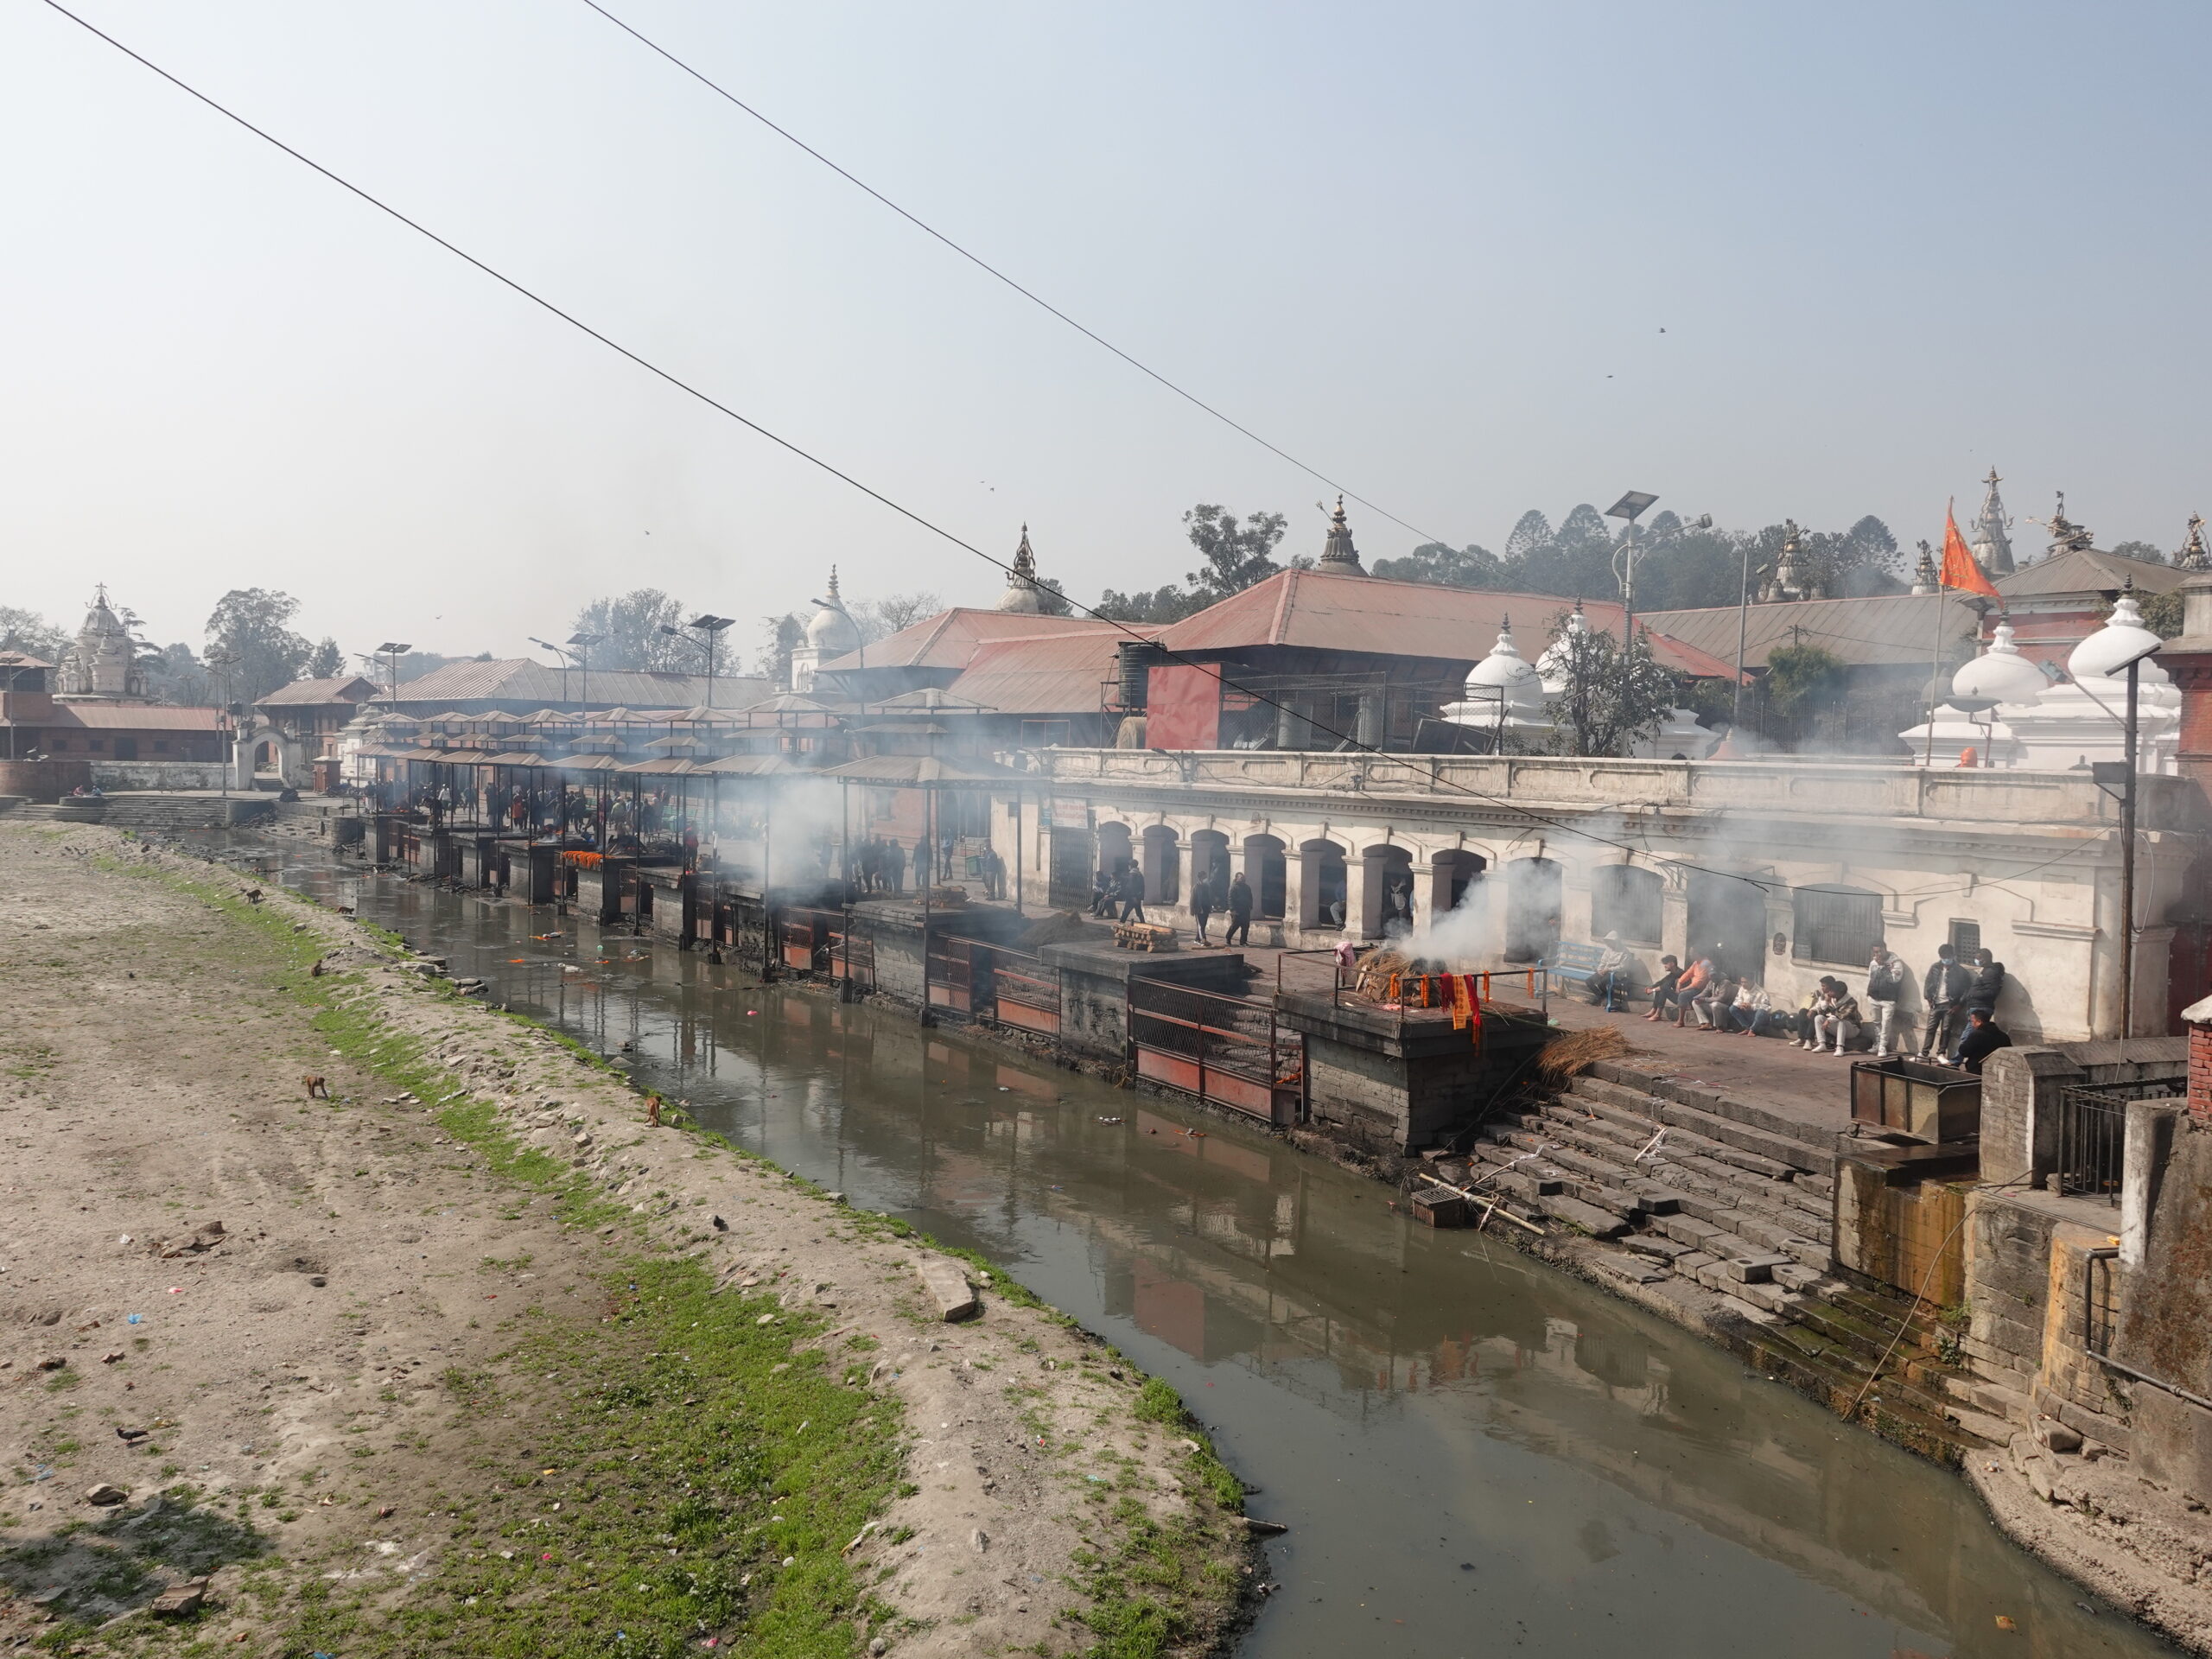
[303,1075,328,1099]
[645,1095,662,1128]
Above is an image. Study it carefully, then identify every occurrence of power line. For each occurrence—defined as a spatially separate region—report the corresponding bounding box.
[575,0,1457,552]
[42,0,2036,912]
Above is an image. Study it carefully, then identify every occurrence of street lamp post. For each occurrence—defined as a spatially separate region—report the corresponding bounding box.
[656,616,735,707]
[566,632,603,711]
[528,638,575,703]
[207,652,239,804]
[1604,491,1660,643]
[2087,632,2164,1046]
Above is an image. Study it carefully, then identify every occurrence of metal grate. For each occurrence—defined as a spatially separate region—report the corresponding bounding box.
[2056,1080,2183,1204]
[1792,885,1884,967]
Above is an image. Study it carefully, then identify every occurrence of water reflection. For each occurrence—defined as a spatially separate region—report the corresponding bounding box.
[243,847,2171,1659]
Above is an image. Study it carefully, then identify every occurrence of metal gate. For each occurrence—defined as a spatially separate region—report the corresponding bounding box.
[927,933,977,1013]
[984,944,1060,1035]
[1127,976,1301,1125]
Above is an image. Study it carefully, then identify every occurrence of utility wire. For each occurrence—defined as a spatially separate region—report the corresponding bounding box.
[43,0,2072,912]
[575,0,1456,552]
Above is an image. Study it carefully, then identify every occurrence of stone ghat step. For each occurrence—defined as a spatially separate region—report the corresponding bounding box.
[12,801,108,823]
[1524,1097,1831,1219]
[1742,1327,1993,1466]
[1568,1068,1837,1179]
[1491,1107,1833,1249]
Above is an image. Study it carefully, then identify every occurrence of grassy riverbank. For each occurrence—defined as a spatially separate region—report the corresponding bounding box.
[0,825,1254,1657]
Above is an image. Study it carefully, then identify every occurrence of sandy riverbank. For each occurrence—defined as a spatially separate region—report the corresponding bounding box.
[0,821,1255,1656]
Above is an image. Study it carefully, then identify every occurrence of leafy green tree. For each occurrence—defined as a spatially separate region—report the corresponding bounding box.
[1764,644,1849,746]
[0,606,68,663]
[849,591,944,644]
[1543,609,1680,757]
[1369,542,1503,588]
[2110,539,2165,564]
[205,588,312,702]
[1503,511,1553,561]
[2139,589,2185,639]
[1096,584,1200,623]
[571,589,690,672]
[306,637,345,678]
[753,614,804,686]
[1183,504,1287,601]
[141,642,210,707]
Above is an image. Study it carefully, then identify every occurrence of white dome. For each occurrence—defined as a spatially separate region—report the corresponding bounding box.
[804,567,863,654]
[1952,620,2050,706]
[2069,592,2168,683]
[1535,605,1590,693]
[1466,618,1544,709]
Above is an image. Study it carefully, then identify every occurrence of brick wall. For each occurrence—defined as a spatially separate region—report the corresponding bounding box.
[2190,1019,2212,1126]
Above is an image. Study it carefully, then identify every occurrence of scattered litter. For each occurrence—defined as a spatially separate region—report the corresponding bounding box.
[1995,1616,2017,1631]
[1096,1116,1123,1125]
[127,1314,143,1325]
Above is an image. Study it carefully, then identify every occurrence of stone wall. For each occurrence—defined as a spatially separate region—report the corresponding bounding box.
[0,758,91,801]
[92,760,229,791]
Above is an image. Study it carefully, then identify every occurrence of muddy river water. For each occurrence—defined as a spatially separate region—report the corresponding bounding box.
[242,843,2172,1659]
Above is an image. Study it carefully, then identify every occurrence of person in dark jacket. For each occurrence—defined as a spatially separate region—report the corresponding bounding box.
[1090,865,1115,918]
[1117,865,1147,924]
[1192,872,1217,944]
[1953,1007,2013,1073]
[1948,951,2007,1061]
[1224,872,1254,946]
[1643,956,1683,1020]
[1918,944,1972,1059]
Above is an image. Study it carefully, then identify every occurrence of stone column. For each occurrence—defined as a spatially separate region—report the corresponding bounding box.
[1976,1046,2085,1187]
[1356,693,1384,749]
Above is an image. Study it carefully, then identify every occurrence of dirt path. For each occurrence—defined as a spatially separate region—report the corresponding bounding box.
[0,823,1254,1656]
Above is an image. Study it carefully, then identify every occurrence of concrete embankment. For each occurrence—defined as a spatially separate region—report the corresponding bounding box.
[0,822,1255,1656]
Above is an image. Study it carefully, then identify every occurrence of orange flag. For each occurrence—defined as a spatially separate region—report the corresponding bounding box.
[1940,501,2000,601]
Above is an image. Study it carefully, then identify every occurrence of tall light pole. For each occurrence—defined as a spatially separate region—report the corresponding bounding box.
[656,615,735,707]
[375,642,412,709]
[529,638,575,704]
[2085,627,2164,1046]
[566,632,603,711]
[207,651,239,804]
[1605,491,1660,643]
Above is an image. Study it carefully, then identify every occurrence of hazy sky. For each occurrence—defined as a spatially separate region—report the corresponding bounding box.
[5,1,2209,667]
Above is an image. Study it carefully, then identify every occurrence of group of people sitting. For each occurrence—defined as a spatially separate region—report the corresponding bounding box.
[1630,939,2015,1072]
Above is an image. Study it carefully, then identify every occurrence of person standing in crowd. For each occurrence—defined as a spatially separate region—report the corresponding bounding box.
[1864,944,1907,1058]
[1587,932,1631,1008]
[1090,864,1115,918]
[912,836,932,894]
[1920,943,1971,1059]
[884,837,906,895]
[1952,1007,2013,1073]
[1118,864,1147,924]
[1225,871,1254,946]
[1643,955,1683,1020]
[1192,872,1217,945]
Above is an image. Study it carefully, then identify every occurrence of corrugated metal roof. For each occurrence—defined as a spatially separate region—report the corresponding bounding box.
[1153,569,1743,677]
[944,632,1129,715]
[817,609,1123,673]
[1993,546,2188,601]
[391,658,771,709]
[255,676,380,708]
[41,704,223,730]
[1639,593,1981,670]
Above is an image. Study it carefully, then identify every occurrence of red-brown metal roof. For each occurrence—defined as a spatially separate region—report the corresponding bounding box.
[817,609,1125,673]
[944,631,1138,715]
[1152,569,1745,678]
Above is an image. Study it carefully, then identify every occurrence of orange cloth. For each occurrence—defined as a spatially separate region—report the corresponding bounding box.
[1449,975,1472,1030]
[1464,974,1484,1047]
[1941,503,2001,600]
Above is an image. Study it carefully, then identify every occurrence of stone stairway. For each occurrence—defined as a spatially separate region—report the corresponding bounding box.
[102,795,264,832]
[1434,1058,2000,1465]
[10,799,107,823]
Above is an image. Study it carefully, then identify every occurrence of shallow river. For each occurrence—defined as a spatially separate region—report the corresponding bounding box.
[242,843,2172,1659]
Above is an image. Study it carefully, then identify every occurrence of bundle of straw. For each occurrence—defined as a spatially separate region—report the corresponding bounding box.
[1533,1025,1628,1083]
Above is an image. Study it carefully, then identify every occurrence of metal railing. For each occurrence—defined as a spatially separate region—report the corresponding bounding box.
[2056,1078,2183,1204]
[1128,977,1303,1125]
[2084,1247,2120,1358]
